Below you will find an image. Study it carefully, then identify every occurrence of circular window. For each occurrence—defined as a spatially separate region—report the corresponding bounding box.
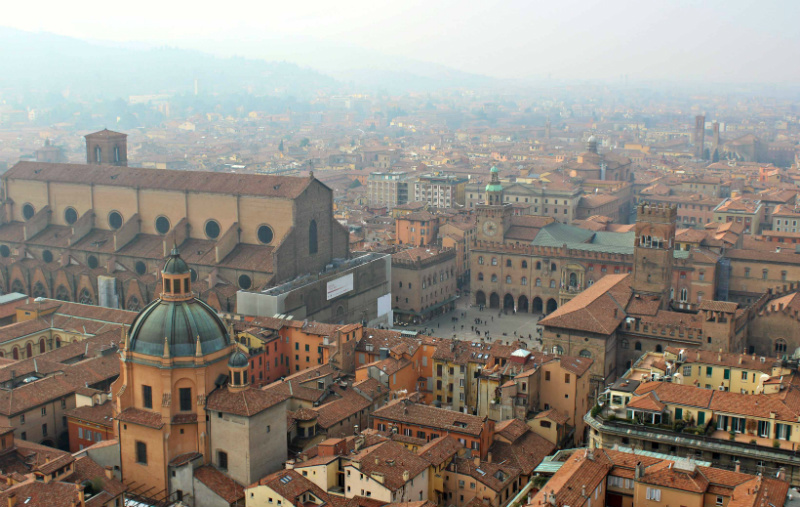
[42,250,53,263]
[64,207,78,225]
[0,245,10,258]
[155,216,171,235]
[190,268,198,282]
[205,220,221,239]
[135,261,147,275]
[87,255,99,269]
[22,204,35,221]
[238,274,252,290]
[108,211,123,230]
[257,225,274,244]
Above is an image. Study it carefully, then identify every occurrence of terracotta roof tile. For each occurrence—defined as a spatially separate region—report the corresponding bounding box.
[539,274,631,335]
[193,465,244,504]
[6,161,312,200]
[207,386,288,417]
[416,436,462,466]
[372,400,487,437]
[116,407,164,429]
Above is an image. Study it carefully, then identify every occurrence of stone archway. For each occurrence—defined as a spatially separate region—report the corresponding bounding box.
[532,297,543,313]
[518,295,529,313]
[503,293,514,310]
[475,291,486,307]
[489,292,500,309]
[546,298,558,314]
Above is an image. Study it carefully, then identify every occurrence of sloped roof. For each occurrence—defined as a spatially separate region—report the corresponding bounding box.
[5,161,312,199]
[539,274,631,335]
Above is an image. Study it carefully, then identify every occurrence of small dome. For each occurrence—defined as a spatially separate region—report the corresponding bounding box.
[128,298,228,357]
[485,182,503,192]
[163,246,189,274]
[490,166,499,173]
[228,349,249,368]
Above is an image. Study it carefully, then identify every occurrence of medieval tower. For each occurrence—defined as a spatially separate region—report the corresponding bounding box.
[632,202,677,308]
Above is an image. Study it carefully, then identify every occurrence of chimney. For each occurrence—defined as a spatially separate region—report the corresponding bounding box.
[104,467,114,480]
[487,452,492,464]
[634,462,644,480]
[473,455,480,466]
[375,457,380,465]
[285,460,295,470]
[734,460,741,473]
[402,470,410,482]
[581,485,587,497]
[778,467,786,481]
[548,491,556,506]
[7,494,15,507]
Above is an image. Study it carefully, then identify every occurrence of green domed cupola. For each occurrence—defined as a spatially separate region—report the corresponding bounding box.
[485,166,504,204]
[127,247,229,358]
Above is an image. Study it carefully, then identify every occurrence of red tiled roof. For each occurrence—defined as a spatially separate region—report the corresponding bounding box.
[207,386,288,417]
[116,408,164,429]
[372,400,487,437]
[6,162,313,199]
[539,274,631,335]
[193,465,244,504]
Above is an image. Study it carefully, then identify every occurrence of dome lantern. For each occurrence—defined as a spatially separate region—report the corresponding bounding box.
[161,246,192,301]
[228,348,250,390]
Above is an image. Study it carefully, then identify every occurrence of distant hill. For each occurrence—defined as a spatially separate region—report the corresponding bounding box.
[0,27,339,100]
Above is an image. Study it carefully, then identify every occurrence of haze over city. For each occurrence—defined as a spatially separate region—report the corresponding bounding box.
[3,0,800,85]
[0,3,799,507]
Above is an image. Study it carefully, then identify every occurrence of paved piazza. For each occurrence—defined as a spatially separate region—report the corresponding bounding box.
[397,294,545,351]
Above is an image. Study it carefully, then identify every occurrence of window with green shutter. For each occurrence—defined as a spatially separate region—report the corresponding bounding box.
[698,411,706,425]
[675,408,683,420]
[724,369,730,380]
[706,367,713,377]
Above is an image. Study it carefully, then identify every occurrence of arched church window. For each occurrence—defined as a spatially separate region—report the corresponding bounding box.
[127,296,141,312]
[55,285,70,301]
[79,288,93,305]
[32,282,47,298]
[11,279,25,294]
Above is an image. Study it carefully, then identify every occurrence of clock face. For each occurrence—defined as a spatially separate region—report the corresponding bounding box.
[482,220,498,237]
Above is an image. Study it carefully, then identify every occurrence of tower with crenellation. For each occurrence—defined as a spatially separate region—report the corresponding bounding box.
[632,202,677,309]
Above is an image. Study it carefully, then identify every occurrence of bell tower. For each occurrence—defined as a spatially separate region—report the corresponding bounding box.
[632,202,677,308]
[477,166,512,242]
[85,129,128,166]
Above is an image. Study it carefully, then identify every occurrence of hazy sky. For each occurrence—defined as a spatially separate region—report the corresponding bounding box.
[6,0,800,83]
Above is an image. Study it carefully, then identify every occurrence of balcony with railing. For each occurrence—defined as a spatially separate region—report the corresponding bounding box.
[586,405,800,469]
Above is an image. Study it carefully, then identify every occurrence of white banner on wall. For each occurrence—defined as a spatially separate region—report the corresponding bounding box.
[327,273,354,300]
[377,293,391,317]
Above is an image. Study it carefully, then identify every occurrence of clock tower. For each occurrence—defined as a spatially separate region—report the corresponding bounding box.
[477,166,512,242]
